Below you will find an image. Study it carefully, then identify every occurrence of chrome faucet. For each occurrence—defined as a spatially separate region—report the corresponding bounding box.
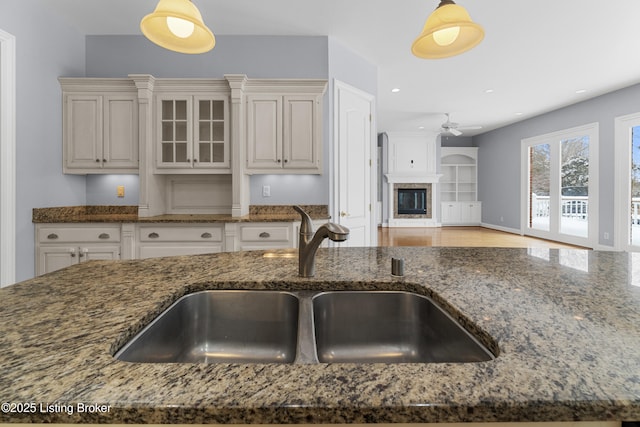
[293,205,349,277]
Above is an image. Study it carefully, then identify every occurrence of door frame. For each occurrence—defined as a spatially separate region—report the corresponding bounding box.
[0,29,16,287]
[332,79,376,246]
[614,111,640,251]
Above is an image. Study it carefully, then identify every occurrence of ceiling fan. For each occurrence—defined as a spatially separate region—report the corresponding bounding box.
[439,113,482,136]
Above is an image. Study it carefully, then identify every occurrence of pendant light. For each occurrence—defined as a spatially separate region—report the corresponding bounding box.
[411,0,484,59]
[141,0,215,54]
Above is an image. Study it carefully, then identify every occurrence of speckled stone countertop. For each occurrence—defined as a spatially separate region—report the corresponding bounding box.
[1,247,639,423]
[32,205,330,223]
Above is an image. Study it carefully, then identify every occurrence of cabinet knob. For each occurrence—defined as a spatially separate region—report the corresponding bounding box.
[70,248,76,258]
[98,233,110,240]
[148,232,159,239]
[284,159,288,163]
[95,159,100,163]
[276,159,281,163]
[103,159,107,163]
[259,232,271,238]
[47,233,59,240]
[201,232,212,239]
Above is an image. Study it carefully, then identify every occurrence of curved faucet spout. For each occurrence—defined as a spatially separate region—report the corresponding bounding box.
[293,205,350,277]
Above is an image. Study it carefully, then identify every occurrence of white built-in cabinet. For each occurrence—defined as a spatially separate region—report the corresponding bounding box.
[60,79,139,174]
[246,88,325,174]
[35,224,122,275]
[137,224,225,259]
[440,147,482,225]
[155,94,230,173]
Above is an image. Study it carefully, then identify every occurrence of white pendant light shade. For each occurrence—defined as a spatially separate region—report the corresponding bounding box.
[141,0,215,54]
[412,0,484,59]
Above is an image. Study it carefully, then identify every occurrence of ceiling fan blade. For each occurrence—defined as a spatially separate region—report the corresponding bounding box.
[449,128,462,136]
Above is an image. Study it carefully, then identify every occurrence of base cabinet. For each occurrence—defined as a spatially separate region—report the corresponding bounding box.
[35,224,122,275]
[441,202,482,225]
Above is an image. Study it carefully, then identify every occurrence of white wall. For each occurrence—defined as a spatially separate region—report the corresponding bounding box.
[0,1,86,282]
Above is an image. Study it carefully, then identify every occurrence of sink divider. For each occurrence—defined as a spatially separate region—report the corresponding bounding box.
[293,290,320,364]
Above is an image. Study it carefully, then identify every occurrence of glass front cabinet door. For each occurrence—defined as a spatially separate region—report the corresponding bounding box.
[156,95,229,173]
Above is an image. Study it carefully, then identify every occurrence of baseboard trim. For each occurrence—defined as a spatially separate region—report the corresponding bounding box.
[480,222,522,235]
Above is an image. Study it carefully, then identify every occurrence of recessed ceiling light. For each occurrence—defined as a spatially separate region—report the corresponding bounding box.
[391,88,400,93]
[418,126,425,129]
[576,89,588,94]
[515,112,524,116]
[485,89,494,94]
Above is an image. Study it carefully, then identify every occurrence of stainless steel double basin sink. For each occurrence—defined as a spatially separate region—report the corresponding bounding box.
[114,290,495,364]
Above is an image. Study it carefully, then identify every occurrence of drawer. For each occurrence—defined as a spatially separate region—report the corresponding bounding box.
[139,225,223,242]
[240,225,291,242]
[38,226,121,243]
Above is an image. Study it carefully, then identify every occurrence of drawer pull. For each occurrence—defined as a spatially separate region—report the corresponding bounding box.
[47,233,59,240]
[148,232,160,239]
[201,232,212,239]
[98,233,110,240]
[259,232,271,238]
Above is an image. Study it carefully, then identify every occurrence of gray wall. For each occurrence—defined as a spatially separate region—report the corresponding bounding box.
[474,82,640,248]
[0,1,87,282]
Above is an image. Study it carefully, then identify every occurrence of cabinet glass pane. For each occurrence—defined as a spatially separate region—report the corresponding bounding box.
[176,143,188,162]
[199,143,211,163]
[212,143,224,162]
[212,100,224,120]
[199,100,210,120]
[199,122,210,141]
[212,122,224,141]
[175,100,187,120]
[162,143,174,162]
[162,100,173,119]
[162,122,173,142]
[175,121,187,141]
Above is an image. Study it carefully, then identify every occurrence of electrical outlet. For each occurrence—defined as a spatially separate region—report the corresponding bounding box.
[262,185,271,197]
[117,185,125,198]
[604,232,610,240]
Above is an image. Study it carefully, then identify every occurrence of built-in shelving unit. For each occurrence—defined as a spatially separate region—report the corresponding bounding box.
[440,147,481,225]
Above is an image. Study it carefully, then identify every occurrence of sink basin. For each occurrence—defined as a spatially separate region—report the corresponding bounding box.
[114,290,299,364]
[312,291,494,363]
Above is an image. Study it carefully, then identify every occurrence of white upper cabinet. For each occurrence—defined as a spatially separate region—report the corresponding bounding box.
[246,81,326,174]
[155,93,229,173]
[60,78,139,174]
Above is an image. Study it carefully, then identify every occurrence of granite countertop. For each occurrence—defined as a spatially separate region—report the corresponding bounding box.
[32,205,330,223]
[1,247,639,423]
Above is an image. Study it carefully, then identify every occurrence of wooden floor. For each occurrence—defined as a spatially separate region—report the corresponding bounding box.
[378,226,585,249]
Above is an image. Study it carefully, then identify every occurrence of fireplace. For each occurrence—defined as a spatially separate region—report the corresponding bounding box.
[393,183,432,219]
[397,188,426,215]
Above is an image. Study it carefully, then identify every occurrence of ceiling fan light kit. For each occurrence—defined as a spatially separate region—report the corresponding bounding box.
[412,0,484,59]
[141,0,215,54]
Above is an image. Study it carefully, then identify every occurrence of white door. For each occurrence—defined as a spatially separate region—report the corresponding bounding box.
[334,81,374,246]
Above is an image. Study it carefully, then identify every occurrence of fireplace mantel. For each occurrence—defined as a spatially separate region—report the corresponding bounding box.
[384,173,442,184]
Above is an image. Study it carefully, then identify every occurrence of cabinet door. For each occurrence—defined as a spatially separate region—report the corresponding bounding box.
[194,96,229,170]
[441,202,460,224]
[104,94,138,169]
[157,96,193,168]
[246,95,282,169]
[283,95,320,170]
[64,94,103,171]
[460,202,482,224]
[37,246,78,275]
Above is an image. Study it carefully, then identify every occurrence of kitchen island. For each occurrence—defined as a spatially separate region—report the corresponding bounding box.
[1,247,639,424]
